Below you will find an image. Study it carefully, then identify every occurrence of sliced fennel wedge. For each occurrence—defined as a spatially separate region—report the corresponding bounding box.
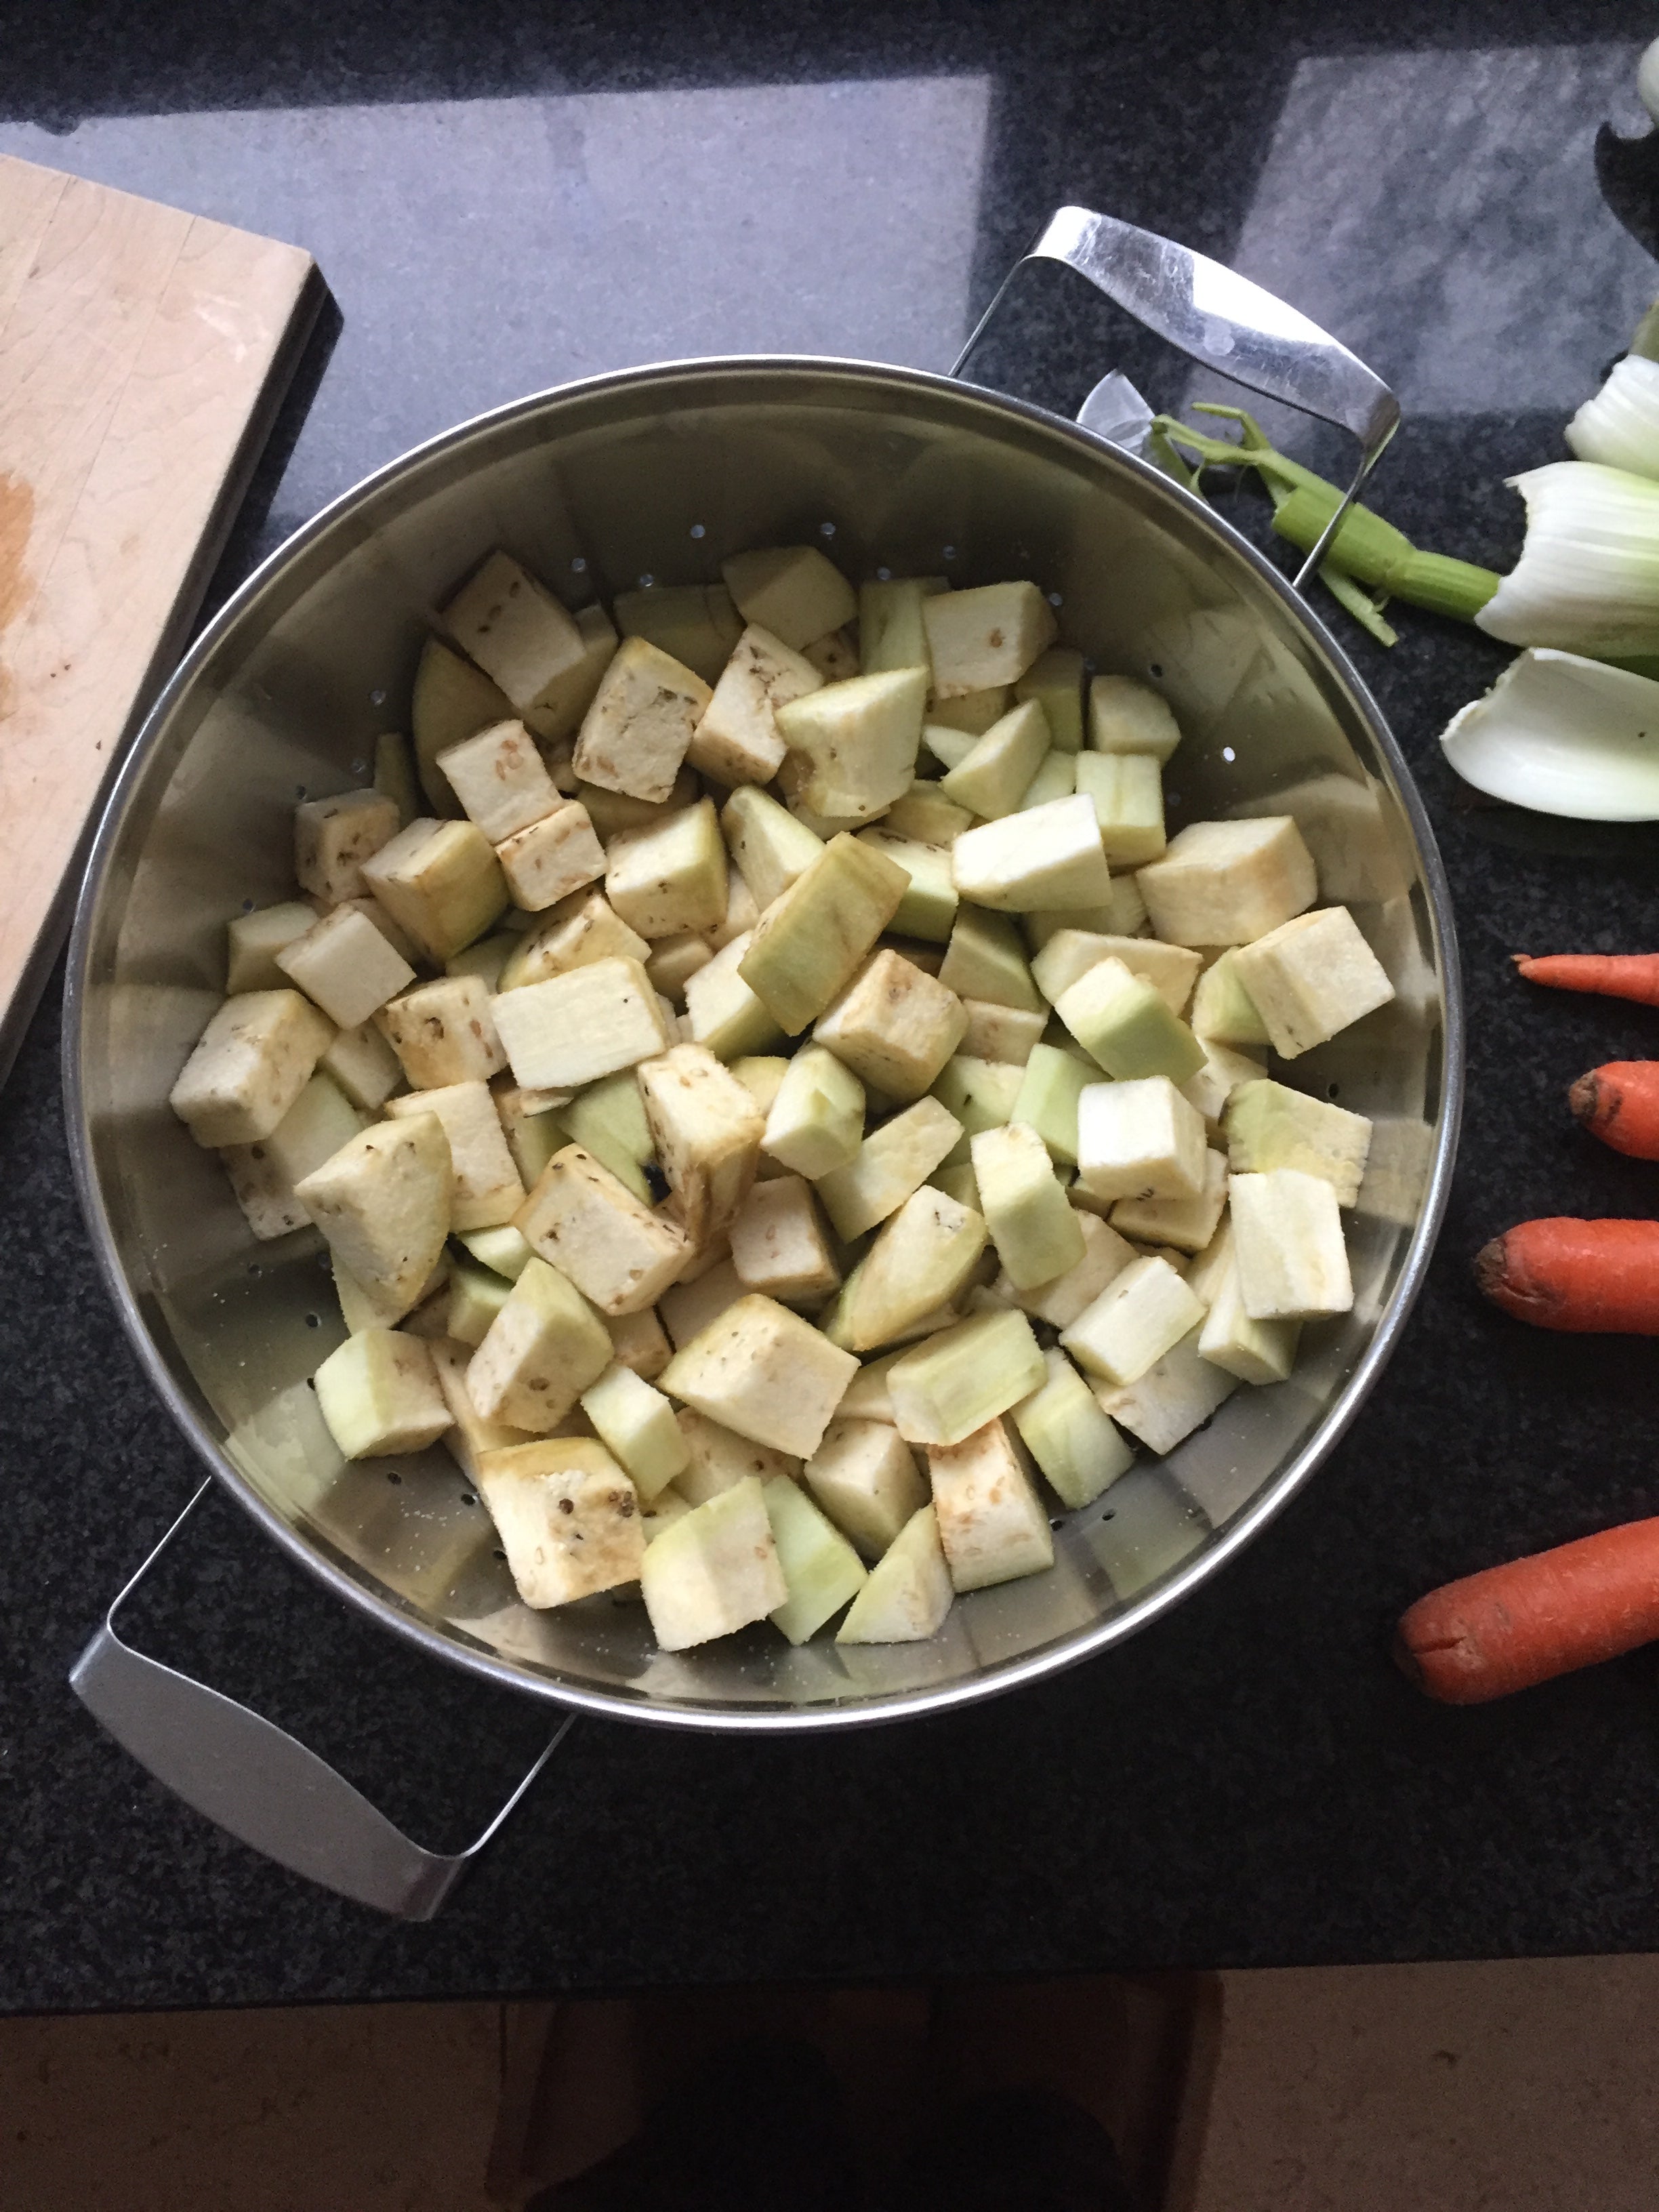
[1441,649,1659,819]
[1475,463,1659,659]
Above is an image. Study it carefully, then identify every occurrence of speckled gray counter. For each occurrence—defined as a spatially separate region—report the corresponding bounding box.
[6,0,1659,2013]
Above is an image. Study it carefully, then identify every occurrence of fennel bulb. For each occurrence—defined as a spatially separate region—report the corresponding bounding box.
[1565,355,1659,480]
[1441,648,1659,819]
[1476,463,1659,657]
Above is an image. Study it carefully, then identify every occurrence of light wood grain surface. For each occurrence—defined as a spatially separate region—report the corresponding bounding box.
[0,152,323,1077]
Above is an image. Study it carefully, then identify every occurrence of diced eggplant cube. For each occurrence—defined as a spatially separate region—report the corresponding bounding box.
[476,1436,644,1605]
[516,1143,689,1317]
[169,989,335,1148]
[314,1328,453,1458]
[927,1417,1054,1590]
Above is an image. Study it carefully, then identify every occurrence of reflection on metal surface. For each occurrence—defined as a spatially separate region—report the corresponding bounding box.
[67,359,1460,1734]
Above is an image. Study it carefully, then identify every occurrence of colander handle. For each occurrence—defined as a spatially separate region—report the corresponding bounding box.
[953,205,1401,587]
[69,1480,571,1919]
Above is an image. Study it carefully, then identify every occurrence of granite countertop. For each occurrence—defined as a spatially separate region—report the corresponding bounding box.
[6,1,1659,2013]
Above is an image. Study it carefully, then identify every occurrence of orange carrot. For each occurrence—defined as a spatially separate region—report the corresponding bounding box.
[1513,951,1659,1006]
[1474,1216,1659,1332]
[1396,1519,1659,1702]
[1570,1061,1659,1160]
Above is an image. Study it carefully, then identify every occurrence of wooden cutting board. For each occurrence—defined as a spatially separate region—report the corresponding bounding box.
[0,152,325,1082]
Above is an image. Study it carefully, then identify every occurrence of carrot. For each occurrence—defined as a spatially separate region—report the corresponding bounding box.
[1395,1519,1659,1702]
[1474,1216,1659,1332]
[1513,951,1659,1006]
[1570,1061,1659,1160]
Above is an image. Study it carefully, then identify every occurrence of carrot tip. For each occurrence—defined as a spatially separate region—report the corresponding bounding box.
[1568,1072,1599,1125]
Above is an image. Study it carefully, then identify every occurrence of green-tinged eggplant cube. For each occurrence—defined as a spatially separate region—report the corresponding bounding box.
[1011,1347,1134,1509]
[335,1252,446,1338]
[1229,1168,1353,1320]
[998,1209,1136,1329]
[638,1044,765,1246]
[927,1417,1054,1591]
[445,932,516,991]
[295,1113,453,1324]
[447,1256,513,1345]
[1076,1076,1206,1205]
[491,956,671,1091]
[219,1071,366,1241]
[684,933,788,1061]
[722,545,857,652]
[835,1347,913,1424]
[563,1069,655,1205]
[170,988,335,1149]
[1224,1080,1373,1206]
[937,907,1042,1013]
[294,787,403,905]
[659,1258,744,1351]
[813,1095,958,1238]
[411,635,512,813]
[1181,1040,1267,1130]
[1197,1248,1301,1385]
[729,1174,840,1303]
[641,1486,692,1544]
[843,1184,989,1352]
[1073,753,1166,866]
[577,769,697,840]
[314,1328,453,1459]
[1055,958,1206,1084]
[1111,1146,1228,1254]
[1137,817,1317,947]
[614,583,743,685]
[939,699,1052,819]
[605,798,728,941]
[886,785,976,848]
[227,901,319,994]
[361,817,508,962]
[1031,930,1200,1016]
[720,785,825,911]
[573,635,711,803]
[605,1304,672,1380]
[436,717,560,844]
[578,1362,690,1500]
[674,1408,801,1502]
[958,1000,1046,1065]
[1189,948,1271,1047]
[521,600,620,747]
[640,1475,787,1650]
[855,830,958,943]
[494,1081,567,1187]
[813,949,966,1105]
[495,800,607,914]
[1021,878,1148,952]
[762,1475,867,1643]
[1015,645,1086,752]
[970,1121,1086,1290]
[458,1224,535,1279]
[689,624,822,786]
[476,1436,643,1605]
[1011,1042,1092,1166]
[1017,752,1077,811]
[659,1293,858,1458]
[928,684,1013,735]
[1087,674,1183,762]
[739,833,908,1036]
[1061,1254,1206,1387]
[729,1055,791,1118]
[804,1416,928,1559]
[859,576,945,677]
[930,1056,1024,1166]
[497,890,650,991]
[923,581,1057,698]
[762,1042,867,1180]
[886,1307,1044,1448]
[516,1144,689,1316]
[951,794,1111,913]
[922,722,979,771]
[1231,907,1396,1061]
[1093,1328,1237,1454]
[836,1504,954,1642]
[321,1019,403,1115]
[466,1254,613,1429]
[386,1079,525,1231]
[379,974,506,1088]
[647,933,714,1003]
[775,666,928,822]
